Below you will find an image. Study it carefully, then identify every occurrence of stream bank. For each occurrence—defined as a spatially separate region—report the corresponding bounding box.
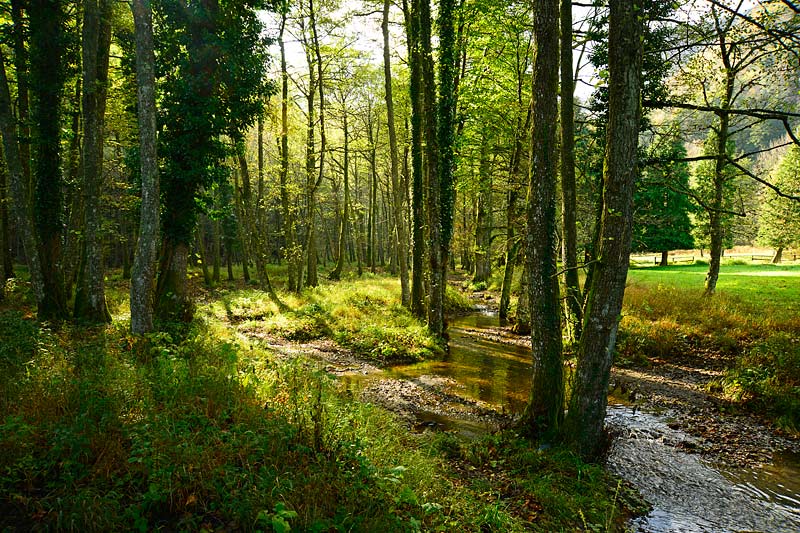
[250,298,800,532]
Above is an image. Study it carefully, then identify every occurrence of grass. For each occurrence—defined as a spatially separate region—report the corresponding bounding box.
[0,268,634,532]
[203,273,473,364]
[621,262,800,430]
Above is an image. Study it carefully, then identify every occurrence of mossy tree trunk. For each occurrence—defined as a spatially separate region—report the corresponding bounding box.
[74,0,112,323]
[520,0,563,438]
[564,0,643,461]
[30,0,68,321]
[407,0,427,319]
[130,0,159,334]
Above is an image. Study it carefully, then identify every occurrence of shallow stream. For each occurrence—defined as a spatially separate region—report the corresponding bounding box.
[350,309,800,532]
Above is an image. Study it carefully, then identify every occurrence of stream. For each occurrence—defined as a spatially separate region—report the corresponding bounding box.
[343,309,800,532]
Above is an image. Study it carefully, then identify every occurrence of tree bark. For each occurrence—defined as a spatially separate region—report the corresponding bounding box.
[74,0,112,323]
[560,0,582,343]
[330,111,350,280]
[407,0,426,319]
[660,250,669,266]
[130,0,159,334]
[520,0,563,437]
[278,8,297,292]
[0,51,45,307]
[772,246,783,264]
[564,0,643,461]
[30,0,68,320]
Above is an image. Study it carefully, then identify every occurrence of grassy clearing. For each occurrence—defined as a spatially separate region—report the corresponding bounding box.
[203,274,472,364]
[622,263,800,430]
[0,272,633,532]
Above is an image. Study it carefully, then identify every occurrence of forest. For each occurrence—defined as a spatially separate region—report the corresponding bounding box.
[1,0,799,531]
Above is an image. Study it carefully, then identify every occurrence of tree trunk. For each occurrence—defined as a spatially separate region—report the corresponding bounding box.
[63,79,83,299]
[278,9,297,292]
[130,0,159,334]
[30,0,68,320]
[303,0,327,289]
[512,248,530,335]
[155,240,192,321]
[660,250,669,266]
[10,0,31,191]
[704,19,736,297]
[564,0,643,461]
[772,246,783,264]
[473,138,492,284]
[232,165,251,283]
[330,112,350,280]
[499,191,519,321]
[0,150,13,280]
[384,0,410,305]
[560,0,581,343]
[74,0,112,323]
[0,52,46,304]
[238,149,284,308]
[427,0,457,338]
[520,0,563,438]
[407,0,426,319]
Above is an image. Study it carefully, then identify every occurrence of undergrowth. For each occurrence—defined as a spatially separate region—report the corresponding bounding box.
[0,285,632,531]
[205,275,473,364]
[620,265,800,430]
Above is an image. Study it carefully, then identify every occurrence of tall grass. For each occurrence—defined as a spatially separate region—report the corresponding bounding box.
[1,275,635,531]
[622,265,800,430]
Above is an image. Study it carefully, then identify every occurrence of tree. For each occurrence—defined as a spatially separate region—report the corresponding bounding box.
[29,0,69,320]
[560,0,581,342]
[130,0,160,334]
[757,141,800,259]
[564,0,643,460]
[153,0,269,321]
[74,0,113,323]
[0,51,46,311]
[427,0,457,337]
[520,0,562,437]
[384,0,410,307]
[633,140,694,265]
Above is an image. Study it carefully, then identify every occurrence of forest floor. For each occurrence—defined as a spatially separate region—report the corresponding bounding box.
[248,281,800,472]
[2,262,797,531]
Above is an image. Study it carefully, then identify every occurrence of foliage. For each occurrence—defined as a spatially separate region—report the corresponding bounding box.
[757,143,800,251]
[153,0,272,246]
[633,140,694,253]
[0,281,633,532]
[209,275,444,363]
[622,264,800,427]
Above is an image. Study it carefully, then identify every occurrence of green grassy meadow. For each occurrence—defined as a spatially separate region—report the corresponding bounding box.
[622,262,800,429]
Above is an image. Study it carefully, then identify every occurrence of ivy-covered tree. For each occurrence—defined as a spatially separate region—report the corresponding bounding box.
[633,140,694,265]
[152,0,271,321]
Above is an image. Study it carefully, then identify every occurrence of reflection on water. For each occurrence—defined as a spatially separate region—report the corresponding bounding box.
[354,309,800,533]
[383,313,532,413]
